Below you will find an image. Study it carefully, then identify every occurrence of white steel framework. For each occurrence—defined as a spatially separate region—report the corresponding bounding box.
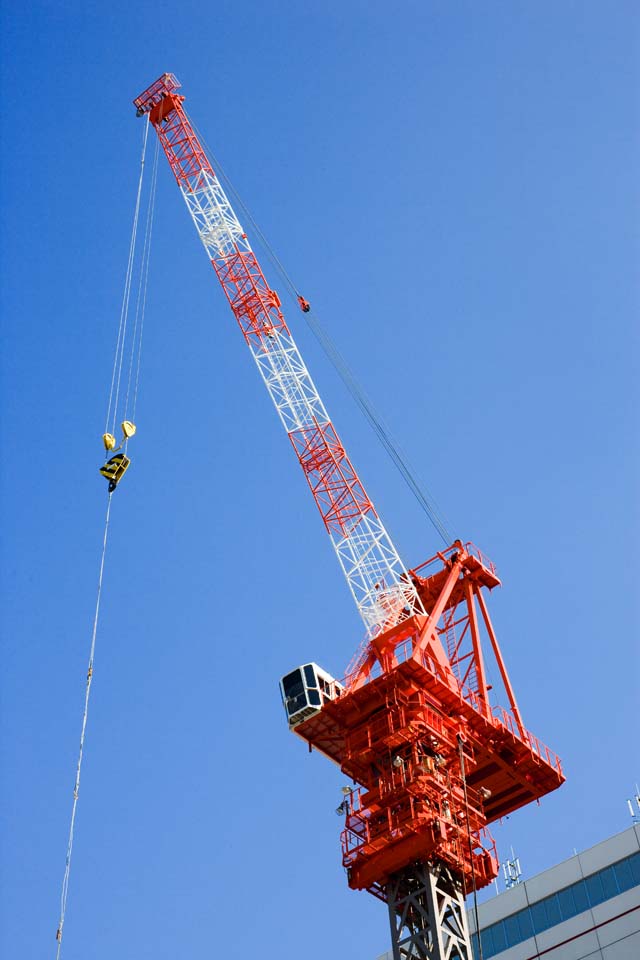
[133,74,425,640]
[181,166,421,636]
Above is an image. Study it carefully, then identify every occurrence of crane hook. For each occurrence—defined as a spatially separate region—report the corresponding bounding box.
[99,422,137,491]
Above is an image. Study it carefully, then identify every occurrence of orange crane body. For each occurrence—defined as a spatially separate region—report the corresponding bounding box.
[292,540,564,899]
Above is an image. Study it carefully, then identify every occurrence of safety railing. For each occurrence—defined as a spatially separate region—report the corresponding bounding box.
[491,704,563,774]
[459,680,486,717]
[394,636,413,665]
[464,542,498,576]
[342,790,423,859]
[411,541,498,579]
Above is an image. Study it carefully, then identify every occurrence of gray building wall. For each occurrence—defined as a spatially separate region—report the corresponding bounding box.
[376,825,640,960]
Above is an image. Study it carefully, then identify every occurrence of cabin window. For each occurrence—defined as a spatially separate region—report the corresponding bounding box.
[282,668,307,717]
[282,669,303,699]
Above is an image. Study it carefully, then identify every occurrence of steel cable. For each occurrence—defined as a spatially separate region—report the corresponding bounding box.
[55,122,154,957]
[126,134,159,429]
[105,119,149,436]
[55,494,112,958]
[187,114,453,546]
[458,734,485,960]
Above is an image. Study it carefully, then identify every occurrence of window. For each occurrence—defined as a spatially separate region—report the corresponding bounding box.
[471,932,480,958]
[475,851,640,959]
[530,899,549,934]
[287,694,307,716]
[600,865,619,900]
[557,885,575,919]
[282,669,303,699]
[503,912,521,947]
[490,922,506,953]
[517,909,533,941]
[614,857,635,893]
[572,879,589,914]
[304,664,316,687]
[545,894,561,927]
[585,871,605,907]
[478,927,494,957]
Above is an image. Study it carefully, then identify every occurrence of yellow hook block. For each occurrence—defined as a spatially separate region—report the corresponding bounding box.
[100,453,131,492]
[121,421,136,439]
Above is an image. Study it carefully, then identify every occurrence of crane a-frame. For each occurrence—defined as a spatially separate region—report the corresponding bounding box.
[133,73,564,960]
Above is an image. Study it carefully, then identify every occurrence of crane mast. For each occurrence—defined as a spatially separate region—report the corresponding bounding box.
[133,73,421,640]
[134,73,565,960]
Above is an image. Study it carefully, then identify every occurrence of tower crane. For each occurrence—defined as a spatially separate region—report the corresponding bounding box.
[133,73,564,960]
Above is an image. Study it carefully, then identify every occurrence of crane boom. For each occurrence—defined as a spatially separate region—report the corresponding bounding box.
[134,73,421,638]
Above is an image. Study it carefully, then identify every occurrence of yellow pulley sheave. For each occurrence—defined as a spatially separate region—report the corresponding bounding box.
[102,419,136,451]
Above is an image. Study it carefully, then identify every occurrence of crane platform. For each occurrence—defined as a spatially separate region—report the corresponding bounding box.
[282,541,564,896]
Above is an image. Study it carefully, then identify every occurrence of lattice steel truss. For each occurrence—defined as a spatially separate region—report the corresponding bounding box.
[387,861,472,960]
[134,73,423,637]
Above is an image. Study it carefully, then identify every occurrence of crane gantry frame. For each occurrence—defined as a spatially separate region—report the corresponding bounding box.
[133,73,564,960]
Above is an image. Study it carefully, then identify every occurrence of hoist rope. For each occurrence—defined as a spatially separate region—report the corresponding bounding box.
[299,313,453,545]
[187,114,453,546]
[55,494,113,958]
[105,119,149,436]
[55,121,156,957]
[125,134,160,428]
[457,735,484,960]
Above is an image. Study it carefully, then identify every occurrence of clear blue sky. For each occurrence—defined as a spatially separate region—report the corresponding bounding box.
[1,2,638,958]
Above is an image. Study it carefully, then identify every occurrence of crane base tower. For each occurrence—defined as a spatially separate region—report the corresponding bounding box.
[387,861,472,960]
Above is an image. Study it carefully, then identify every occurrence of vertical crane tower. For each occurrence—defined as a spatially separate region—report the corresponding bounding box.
[134,74,564,960]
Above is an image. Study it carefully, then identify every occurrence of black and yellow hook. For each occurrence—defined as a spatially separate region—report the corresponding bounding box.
[100,421,136,491]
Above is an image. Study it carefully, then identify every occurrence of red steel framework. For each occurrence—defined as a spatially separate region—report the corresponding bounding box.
[133,76,379,545]
[293,541,563,900]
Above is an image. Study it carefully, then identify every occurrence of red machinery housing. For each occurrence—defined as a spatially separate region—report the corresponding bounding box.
[285,541,564,901]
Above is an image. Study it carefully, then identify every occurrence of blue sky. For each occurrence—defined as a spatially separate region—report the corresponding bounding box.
[1,2,638,958]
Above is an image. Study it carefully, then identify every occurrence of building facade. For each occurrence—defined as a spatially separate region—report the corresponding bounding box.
[376,824,640,960]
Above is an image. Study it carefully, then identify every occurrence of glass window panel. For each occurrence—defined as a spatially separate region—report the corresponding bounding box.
[518,909,534,941]
[282,669,303,698]
[479,927,493,959]
[586,872,605,907]
[308,689,320,705]
[303,664,316,687]
[545,894,561,927]
[600,865,618,899]
[490,921,507,953]
[628,851,640,885]
[288,693,307,715]
[471,932,480,960]
[557,886,576,920]
[572,880,589,914]
[503,913,522,948]
[614,857,634,893]
[530,900,549,934]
